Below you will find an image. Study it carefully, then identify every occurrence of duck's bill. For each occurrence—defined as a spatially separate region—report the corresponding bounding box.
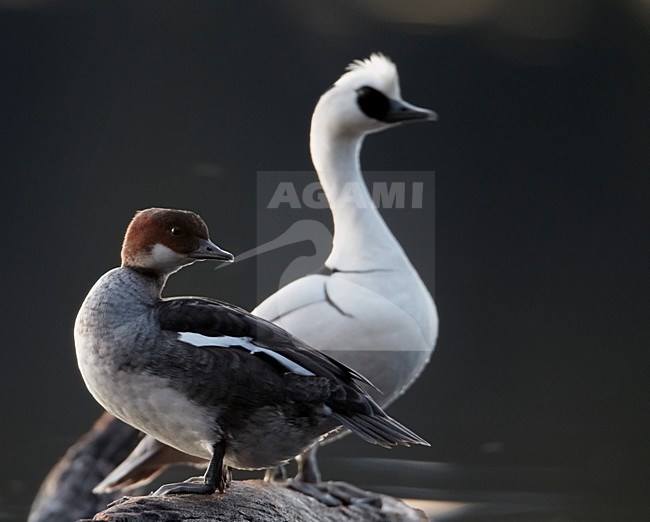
[189,239,235,262]
[384,99,438,123]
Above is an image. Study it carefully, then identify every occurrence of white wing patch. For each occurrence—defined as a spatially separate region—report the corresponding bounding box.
[177,332,315,377]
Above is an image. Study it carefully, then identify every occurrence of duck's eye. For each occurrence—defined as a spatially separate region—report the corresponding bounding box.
[170,226,183,236]
[356,85,390,121]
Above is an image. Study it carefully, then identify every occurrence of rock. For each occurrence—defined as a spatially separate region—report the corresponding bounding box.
[30,414,426,522]
[86,480,426,522]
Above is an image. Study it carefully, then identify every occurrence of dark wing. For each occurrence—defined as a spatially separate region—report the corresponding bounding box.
[158,296,427,448]
[158,296,374,389]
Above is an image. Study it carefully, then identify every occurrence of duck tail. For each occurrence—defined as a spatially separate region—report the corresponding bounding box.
[331,409,429,449]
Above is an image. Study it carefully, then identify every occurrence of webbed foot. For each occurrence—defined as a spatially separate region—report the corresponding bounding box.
[106,495,132,508]
[289,479,382,507]
[151,440,230,496]
[152,476,216,496]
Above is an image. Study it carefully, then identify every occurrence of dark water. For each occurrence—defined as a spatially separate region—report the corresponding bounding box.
[1,1,648,520]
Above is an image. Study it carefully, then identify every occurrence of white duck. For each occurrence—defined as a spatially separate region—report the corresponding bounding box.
[257,53,437,402]
[254,52,438,497]
[96,54,438,504]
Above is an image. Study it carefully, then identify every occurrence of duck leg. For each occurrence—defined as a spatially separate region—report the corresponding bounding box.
[294,445,321,483]
[288,446,381,507]
[263,464,287,482]
[151,441,229,496]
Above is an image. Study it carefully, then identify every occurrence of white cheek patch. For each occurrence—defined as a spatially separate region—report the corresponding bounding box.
[148,243,186,268]
[177,332,315,377]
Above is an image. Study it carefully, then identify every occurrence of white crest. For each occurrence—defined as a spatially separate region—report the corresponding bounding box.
[334,53,400,98]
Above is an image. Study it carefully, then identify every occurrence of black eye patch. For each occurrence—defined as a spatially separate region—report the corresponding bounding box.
[356,86,390,121]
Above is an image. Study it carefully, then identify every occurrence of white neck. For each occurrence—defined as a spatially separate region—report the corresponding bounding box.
[310,109,405,270]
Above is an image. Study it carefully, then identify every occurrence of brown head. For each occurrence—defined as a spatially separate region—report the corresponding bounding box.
[121,208,233,275]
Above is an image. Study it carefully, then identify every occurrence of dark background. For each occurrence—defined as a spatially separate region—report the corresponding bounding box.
[1,1,648,520]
